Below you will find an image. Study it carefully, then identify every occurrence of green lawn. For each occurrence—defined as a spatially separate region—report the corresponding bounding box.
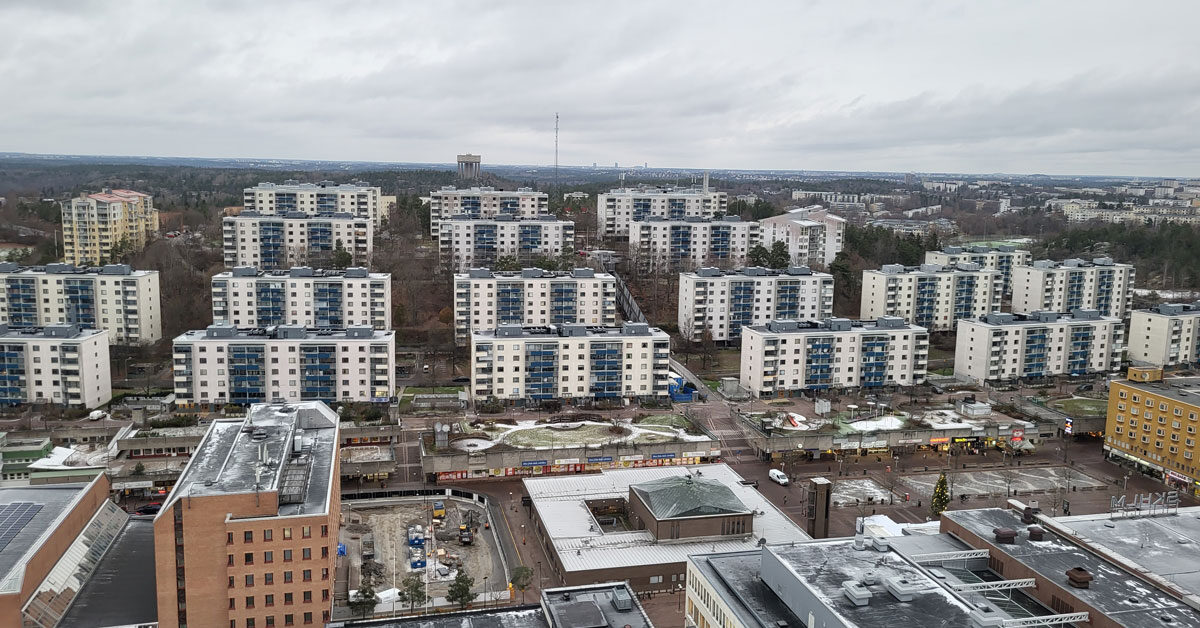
[1048,397,1108,418]
[931,367,954,376]
[634,414,692,430]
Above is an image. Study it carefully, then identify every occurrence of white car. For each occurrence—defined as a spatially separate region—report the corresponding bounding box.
[768,469,789,486]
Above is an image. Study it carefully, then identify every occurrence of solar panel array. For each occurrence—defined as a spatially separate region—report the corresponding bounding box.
[0,502,43,553]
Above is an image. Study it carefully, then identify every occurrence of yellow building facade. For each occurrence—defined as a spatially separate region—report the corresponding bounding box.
[61,189,159,265]
[1105,366,1200,495]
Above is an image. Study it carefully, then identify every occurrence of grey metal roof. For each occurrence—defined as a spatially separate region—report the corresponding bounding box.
[59,517,158,627]
[0,484,91,593]
[630,475,749,519]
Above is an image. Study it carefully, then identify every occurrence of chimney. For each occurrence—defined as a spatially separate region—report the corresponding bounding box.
[993,527,1017,544]
[1021,507,1036,524]
[1027,526,1044,541]
[1066,567,1093,589]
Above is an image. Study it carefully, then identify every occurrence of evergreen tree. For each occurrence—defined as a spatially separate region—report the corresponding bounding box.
[399,573,428,612]
[446,568,478,609]
[767,241,791,269]
[349,581,379,618]
[930,471,950,518]
[747,244,771,268]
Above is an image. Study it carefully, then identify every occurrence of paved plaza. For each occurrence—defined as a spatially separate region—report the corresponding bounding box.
[900,466,1107,499]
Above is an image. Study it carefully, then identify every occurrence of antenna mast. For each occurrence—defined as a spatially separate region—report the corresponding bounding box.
[554,112,560,192]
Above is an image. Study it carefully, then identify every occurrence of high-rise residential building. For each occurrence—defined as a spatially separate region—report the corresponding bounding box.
[1105,367,1200,493]
[953,310,1124,383]
[759,206,846,268]
[60,189,159,266]
[924,245,1032,294]
[470,322,671,403]
[1127,302,1200,368]
[0,324,111,408]
[739,318,929,397]
[153,401,340,628]
[677,266,834,342]
[243,180,394,226]
[597,184,728,237]
[860,263,1003,332]
[628,216,760,269]
[1011,258,1135,319]
[222,213,373,270]
[438,216,574,271]
[0,262,161,345]
[453,268,616,346]
[427,186,548,239]
[171,325,395,410]
[212,267,391,330]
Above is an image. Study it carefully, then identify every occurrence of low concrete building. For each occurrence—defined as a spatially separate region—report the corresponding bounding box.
[525,464,809,593]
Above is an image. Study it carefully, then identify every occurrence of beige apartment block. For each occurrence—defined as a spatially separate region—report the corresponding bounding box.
[677,266,834,342]
[439,216,575,272]
[1127,302,1200,367]
[453,268,616,346]
[924,245,1032,294]
[739,317,928,397]
[222,213,373,270]
[953,310,1124,383]
[758,206,846,268]
[212,266,391,330]
[628,217,759,270]
[428,186,549,239]
[172,325,395,409]
[0,262,161,345]
[597,185,728,237]
[153,402,340,628]
[1011,258,1135,318]
[0,324,111,408]
[470,322,670,402]
[61,189,159,266]
[860,263,1002,332]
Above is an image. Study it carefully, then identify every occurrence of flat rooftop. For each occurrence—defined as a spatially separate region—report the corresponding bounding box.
[59,517,157,627]
[0,262,153,277]
[1116,376,1200,407]
[685,265,831,279]
[968,311,1119,327]
[1053,506,1200,599]
[746,317,922,335]
[460,268,612,280]
[524,464,809,573]
[441,214,571,223]
[163,402,338,517]
[0,324,106,341]
[473,322,668,340]
[175,325,391,342]
[945,508,1200,626]
[0,483,92,593]
[226,211,365,221]
[219,266,385,280]
[248,180,377,191]
[692,540,976,628]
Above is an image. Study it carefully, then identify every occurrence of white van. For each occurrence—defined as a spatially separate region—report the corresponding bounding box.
[768,469,789,486]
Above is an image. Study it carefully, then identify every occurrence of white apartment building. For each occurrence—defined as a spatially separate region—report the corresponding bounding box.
[243,180,394,226]
[438,216,575,271]
[860,263,1003,332]
[470,322,671,403]
[427,186,549,239]
[212,266,391,330]
[222,212,373,270]
[1011,258,1135,319]
[172,325,395,409]
[759,206,846,268]
[739,317,929,397]
[0,262,161,345]
[953,310,1124,383]
[677,266,834,342]
[628,216,760,269]
[1127,302,1200,367]
[453,268,616,346]
[60,189,159,266]
[597,184,728,237]
[0,324,111,408]
[924,245,1032,294]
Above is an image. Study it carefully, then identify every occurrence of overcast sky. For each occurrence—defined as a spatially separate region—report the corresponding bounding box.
[3,1,1199,176]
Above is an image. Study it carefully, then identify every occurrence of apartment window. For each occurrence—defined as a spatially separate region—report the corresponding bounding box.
[284,549,293,562]
[302,526,311,539]
[285,615,294,626]
[265,594,275,607]
[229,598,236,610]
[245,596,255,609]
[302,548,311,560]
[284,571,293,583]
[244,552,254,565]
[303,613,313,625]
[245,574,254,587]
[229,576,235,589]
[265,551,274,564]
[321,525,329,538]
[303,569,312,582]
[244,531,254,543]
[284,592,293,605]
[283,528,292,540]
[264,572,274,585]
[303,591,312,603]
[227,532,234,545]
[264,529,273,541]
[228,554,234,566]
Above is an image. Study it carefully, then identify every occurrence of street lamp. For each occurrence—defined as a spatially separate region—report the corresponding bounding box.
[484,576,489,609]
[392,538,398,615]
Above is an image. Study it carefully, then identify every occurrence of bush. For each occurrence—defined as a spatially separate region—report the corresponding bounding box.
[478,399,504,414]
[147,414,199,428]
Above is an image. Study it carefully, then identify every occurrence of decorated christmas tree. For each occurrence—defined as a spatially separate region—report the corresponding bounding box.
[930,471,950,518]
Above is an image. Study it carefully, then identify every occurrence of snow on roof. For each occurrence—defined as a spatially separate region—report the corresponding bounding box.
[524,464,809,573]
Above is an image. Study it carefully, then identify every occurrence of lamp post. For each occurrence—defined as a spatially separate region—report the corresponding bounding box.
[392,538,398,616]
[484,576,489,609]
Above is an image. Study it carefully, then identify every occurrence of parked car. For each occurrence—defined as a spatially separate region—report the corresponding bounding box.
[768,469,790,486]
[136,502,162,515]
